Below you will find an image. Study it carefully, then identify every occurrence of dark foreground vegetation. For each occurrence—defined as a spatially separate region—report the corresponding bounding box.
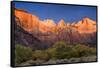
[15,41,96,66]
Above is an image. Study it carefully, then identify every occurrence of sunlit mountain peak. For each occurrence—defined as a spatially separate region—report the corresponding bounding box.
[58,19,66,27]
[43,19,56,27]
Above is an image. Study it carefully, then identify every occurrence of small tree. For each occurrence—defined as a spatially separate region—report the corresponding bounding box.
[15,44,33,65]
[47,41,72,59]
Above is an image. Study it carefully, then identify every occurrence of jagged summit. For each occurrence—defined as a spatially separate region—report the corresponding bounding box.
[74,17,96,33]
[43,19,56,27]
[58,19,66,27]
[14,9,96,34]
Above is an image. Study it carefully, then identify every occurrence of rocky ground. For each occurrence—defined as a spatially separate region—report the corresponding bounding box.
[16,56,97,66]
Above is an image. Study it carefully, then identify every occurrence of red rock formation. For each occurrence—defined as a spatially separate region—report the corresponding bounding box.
[58,19,66,27]
[74,18,96,33]
[15,9,39,32]
[15,9,96,34]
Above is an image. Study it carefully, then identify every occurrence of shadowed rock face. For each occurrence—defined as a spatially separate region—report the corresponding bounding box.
[15,16,51,50]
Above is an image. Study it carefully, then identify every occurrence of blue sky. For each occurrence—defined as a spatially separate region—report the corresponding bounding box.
[13,2,97,23]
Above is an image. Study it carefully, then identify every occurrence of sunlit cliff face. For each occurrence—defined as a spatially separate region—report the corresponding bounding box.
[74,18,96,33]
[14,9,97,34]
[39,19,56,33]
[58,19,66,27]
[15,9,39,32]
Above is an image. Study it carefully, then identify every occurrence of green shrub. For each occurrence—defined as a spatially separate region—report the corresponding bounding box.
[32,50,49,61]
[47,41,72,59]
[15,43,96,65]
[52,40,67,48]
[70,44,96,57]
[15,45,33,64]
[47,48,57,60]
[86,47,96,56]
[48,43,96,59]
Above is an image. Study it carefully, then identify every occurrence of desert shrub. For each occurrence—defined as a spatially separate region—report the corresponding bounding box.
[70,44,96,57]
[47,47,61,60]
[32,50,49,61]
[47,41,72,59]
[15,44,33,64]
[72,44,88,57]
[86,47,96,56]
[48,43,96,59]
[52,40,67,48]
